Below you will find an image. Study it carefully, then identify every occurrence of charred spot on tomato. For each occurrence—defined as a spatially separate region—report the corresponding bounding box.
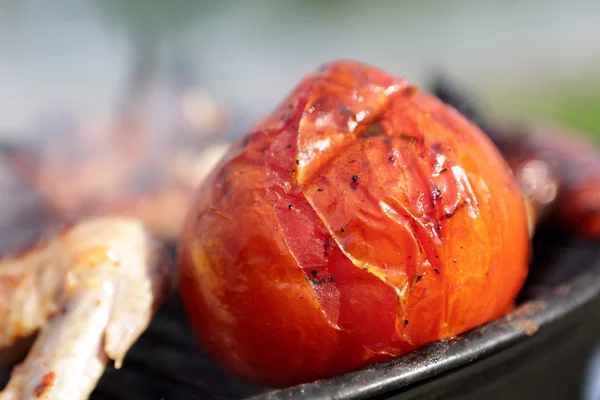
[416,274,422,282]
[308,269,326,285]
[323,237,333,257]
[434,268,440,274]
[217,167,229,186]
[286,144,292,148]
[431,182,442,201]
[295,159,300,166]
[351,175,360,190]
[399,134,417,143]
[404,85,418,97]
[340,227,345,233]
[281,107,293,124]
[288,204,293,210]
[404,319,409,325]
[241,135,252,149]
[309,277,326,285]
[431,143,444,154]
[440,167,449,174]
[217,168,232,198]
[317,187,324,192]
[339,104,352,116]
[361,121,385,138]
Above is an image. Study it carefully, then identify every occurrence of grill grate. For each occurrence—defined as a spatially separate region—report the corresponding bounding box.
[0,294,266,400]
[91,295,266,400]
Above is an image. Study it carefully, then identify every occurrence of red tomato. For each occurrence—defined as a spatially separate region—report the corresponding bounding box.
[178,60,529,387]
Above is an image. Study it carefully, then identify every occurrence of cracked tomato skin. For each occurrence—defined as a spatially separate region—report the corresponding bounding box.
[178,60,529,387]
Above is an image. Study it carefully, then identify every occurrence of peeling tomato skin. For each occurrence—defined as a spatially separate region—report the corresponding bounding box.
[179,60,529,387]
[178,157,342,386]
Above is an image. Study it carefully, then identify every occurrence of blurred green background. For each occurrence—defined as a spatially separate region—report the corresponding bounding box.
[0,0,599,140]
[489,82,600,140]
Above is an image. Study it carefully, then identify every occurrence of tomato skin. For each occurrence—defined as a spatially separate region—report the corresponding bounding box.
[178,60,529,387]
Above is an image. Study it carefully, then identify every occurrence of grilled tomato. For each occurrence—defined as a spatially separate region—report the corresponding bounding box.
[179,60,529,387]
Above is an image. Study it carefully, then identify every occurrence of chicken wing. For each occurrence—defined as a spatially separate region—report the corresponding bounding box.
[0,217,171,399]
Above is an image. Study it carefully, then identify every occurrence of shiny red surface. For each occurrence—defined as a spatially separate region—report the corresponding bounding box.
[178,60,530,387]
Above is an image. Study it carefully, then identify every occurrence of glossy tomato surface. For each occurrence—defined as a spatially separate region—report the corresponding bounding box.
[178,60,530,387]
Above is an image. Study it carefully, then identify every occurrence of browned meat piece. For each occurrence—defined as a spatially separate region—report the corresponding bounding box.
[496,122,600,237]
